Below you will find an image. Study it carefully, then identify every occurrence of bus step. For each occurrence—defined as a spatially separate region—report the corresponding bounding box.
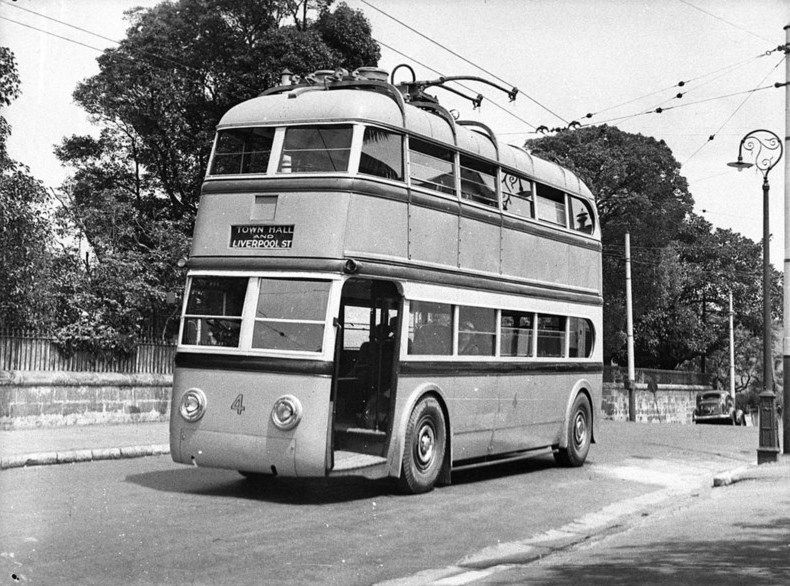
[333,428,386,455]
[332,451,388,478]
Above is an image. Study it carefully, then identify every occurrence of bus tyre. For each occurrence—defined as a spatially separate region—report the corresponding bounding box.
[554,394,591,468]
[398,397,446,494]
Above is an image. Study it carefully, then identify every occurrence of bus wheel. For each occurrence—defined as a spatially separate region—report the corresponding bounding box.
[554,394,591,467]
[398,397,446,494]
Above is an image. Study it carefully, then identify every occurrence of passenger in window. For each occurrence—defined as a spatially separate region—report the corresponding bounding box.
[459,321,483,355]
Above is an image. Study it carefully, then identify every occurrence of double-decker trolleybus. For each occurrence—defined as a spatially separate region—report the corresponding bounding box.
[170,66,603,494]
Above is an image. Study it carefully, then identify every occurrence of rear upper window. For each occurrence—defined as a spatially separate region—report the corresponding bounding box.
[210,128,275,175]
[460,155,497,207]
[569,196,595,234]
[360,127,403,180]
[409,138,455,195]
[501,172,533,217]
[278,125,353,173]
[535,184,567,226]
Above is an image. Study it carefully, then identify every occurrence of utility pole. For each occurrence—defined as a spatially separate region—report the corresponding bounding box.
[625,231,636,421]
[782,24,790,455]
[729,290,735,402]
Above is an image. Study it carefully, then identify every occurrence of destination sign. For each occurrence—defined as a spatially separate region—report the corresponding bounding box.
[230,224,295,249]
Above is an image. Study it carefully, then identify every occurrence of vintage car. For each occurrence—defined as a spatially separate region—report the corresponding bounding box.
[692,391,745,425]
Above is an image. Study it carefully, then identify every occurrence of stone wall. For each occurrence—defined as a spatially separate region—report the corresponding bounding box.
[601,381,711,424]
[0,370,172,429]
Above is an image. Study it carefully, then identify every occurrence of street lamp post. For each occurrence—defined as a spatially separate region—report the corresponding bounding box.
[727,129,783,464]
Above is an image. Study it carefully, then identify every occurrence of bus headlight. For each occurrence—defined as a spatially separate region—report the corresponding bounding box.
[180,388,207,422]
[271,395,302,430]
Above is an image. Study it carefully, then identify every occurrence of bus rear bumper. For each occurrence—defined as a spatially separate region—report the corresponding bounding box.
[172,427,298,476]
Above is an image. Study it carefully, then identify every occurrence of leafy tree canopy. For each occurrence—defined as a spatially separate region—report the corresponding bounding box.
[526,126,780,371]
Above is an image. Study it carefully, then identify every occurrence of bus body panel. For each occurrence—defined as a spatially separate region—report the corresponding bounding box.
[408,198,459,267]
[345,192,408,259]
[170,365,332,476]
[459,212,501,273]
[191,191,351,259]
[501,227,600,292]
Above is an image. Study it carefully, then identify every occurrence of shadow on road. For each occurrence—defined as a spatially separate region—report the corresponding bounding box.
[529,519,790,584]
[125,452,559,504]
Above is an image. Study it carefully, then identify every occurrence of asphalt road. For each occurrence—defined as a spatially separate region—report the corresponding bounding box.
[0,421,758,584]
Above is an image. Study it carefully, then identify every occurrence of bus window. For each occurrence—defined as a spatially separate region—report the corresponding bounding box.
[210,127,275,175]
[569,317,594,358]
[408,301,453,355]
[501,172,533,217]
[500,310,534,357]
[252,279,331,352]
[408,138,455,195]
[569,196,595,234]
[278,125,353,173]
[537,314,566,357]
[360,127,403,180]
[535,184,567,227]
[460,155,497,207]
[182,277,247,347]
[458,306,496,355]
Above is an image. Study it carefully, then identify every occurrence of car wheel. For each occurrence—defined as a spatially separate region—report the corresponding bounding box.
[554,394,592,467]
[398,396,446,494]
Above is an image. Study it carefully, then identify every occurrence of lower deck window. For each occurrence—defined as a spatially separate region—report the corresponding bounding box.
[569,317,594,358]
[182,277,248,347]
[252,279,331,352]
[537,314,566,357]
[458,306,496,356]
[408,301,453,355]
[500,311,533,357]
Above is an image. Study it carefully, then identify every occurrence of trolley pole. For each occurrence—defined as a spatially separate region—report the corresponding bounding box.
[625,231,636,421]
[782,24,790,454]
[729,290,735,402]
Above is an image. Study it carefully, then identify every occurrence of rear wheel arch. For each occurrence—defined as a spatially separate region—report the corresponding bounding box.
[559,381,595,448]
[389,385,452,486]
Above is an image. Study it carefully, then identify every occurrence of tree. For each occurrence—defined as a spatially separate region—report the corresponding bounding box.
[526,125,780,370]
[68,0,379,212]
[54,0,380,350]
[0,47,63,330]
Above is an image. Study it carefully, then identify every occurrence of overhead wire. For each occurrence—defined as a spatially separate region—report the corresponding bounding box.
[0,0,264,97]
[375,38,537,131]
[675,0,775,44]
[683,54,787,165]
[578,50,771,124]
[358,0,568,124]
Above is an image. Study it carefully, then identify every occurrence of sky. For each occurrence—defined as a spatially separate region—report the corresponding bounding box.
[1,0,789,266]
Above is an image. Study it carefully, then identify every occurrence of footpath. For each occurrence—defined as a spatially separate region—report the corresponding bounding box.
[0,421,169,470]
[440,456,790,585]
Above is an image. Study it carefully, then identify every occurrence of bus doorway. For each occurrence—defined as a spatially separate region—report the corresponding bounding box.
[333,279,400,457]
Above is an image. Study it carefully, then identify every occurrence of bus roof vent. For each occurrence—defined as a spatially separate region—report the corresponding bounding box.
[354,67,389,82]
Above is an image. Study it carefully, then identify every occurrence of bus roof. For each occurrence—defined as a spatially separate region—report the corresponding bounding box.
[218,89,594,200]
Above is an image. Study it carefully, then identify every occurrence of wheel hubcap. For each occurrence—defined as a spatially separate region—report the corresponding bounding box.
[415,422,435,470]
[573,412,587,447]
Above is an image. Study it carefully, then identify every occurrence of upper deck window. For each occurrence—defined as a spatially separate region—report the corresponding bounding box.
[569,196,595,234]
[278,125,353,173]
[210,128,275,175]
[501,172,533,217]
[182,277,248,347]
[360,127,403,180]
[459,155,497,207]
[535,184,567,227]
[409,138,455,195]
